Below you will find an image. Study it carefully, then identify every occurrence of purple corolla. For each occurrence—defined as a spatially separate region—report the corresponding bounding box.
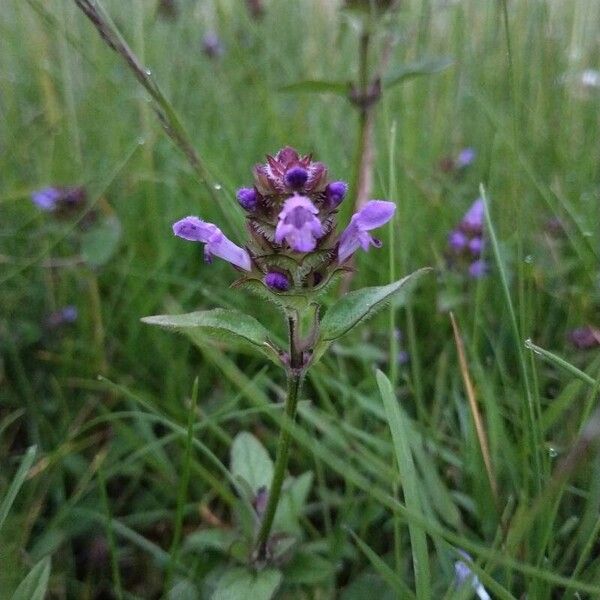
[173,216,251,271]
[338,200,396,263]
[274,195,323,252]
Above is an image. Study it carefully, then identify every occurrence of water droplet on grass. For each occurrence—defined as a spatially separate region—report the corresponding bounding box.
[548,447,558,458]
[213,183,222,191]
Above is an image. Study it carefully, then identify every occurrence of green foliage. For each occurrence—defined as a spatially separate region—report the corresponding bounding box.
[315,268,430,360]
[142,309,282,364]
[383,57,454,90]
[212,568,282,600]
[81,215,122,267]
[11,557,51,600]
[230,431,274,494]
[3,0,600,598]
[0,446,36,534]
[279,80,350,96]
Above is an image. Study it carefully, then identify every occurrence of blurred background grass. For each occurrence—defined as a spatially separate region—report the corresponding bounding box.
[2,0,600,597]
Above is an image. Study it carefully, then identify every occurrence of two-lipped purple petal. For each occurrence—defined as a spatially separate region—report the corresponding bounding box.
[275,195,323,253]
[338,200,396,263]
[173,216,252,271]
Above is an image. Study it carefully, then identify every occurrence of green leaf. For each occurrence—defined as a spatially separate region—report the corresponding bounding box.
[167,579,199,600]
[81,215,122,267]
[11,556,51,600]
[279,79,350,96]
[183,528,238,555]
[0,445,36,534]
[384,57,453,90]
[376,370,431,600]
[318,268,430,346]
[284,550,335,585]
[212,567,282,600]
[141,308,281,364]
[230,432,273,494]
[274,471,313,534]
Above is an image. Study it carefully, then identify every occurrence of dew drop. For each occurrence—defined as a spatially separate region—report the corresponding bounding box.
[524,255,534,264]
[145,69,152,76]
[137,136,146,146]
[548,447,558,458]
[213,183,222,191]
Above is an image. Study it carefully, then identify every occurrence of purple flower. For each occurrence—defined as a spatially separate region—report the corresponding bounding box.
[326,181,348,208]
[236,187,258,211]
[448,229,468,251]
[274,195,323,252]
[461,198,485,234]
[468,259,488,279]
[284,166,309,190]
[456,147,476,169]
[32,187,62,211]
[264,272,290,291]
[202,33,224,59]
[173,216,252,271]
[337,200,396,263]
[468,236,484,256]
[45,305,78,329]
[569,326,600,350]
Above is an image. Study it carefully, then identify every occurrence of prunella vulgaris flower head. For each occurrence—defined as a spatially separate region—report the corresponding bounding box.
[447,198,488,279]
[32,186,87,214]
[172,147,396,300]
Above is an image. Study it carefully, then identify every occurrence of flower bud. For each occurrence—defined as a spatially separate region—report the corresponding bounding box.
[326,181,347,208]
[284,166,309,189]
[236,187,258,211]
[264,272,290,291]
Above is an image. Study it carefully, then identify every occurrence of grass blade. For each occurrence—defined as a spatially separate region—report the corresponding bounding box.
[376,369,431,599]
[0,445,36,534]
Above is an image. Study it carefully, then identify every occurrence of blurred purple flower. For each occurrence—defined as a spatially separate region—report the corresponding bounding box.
[468,259,488,279]
[173,216,251,271]
[264,272,290,291]
[45,305,78,329]
[448,229,468,252]
[447,198,488,278]
[338,200,396,263]
[202,33,224,59]
[461,198,485,234]
[569,326,600,350]
[398,350,410,365]
[32,185,87,214]
[468,236,484,255]
[456,147,476,169]
[275,195,323,252]
[32,187,62,211]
